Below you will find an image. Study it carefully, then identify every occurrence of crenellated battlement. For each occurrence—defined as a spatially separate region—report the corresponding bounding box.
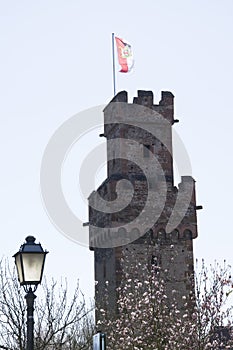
[107,90,174,124]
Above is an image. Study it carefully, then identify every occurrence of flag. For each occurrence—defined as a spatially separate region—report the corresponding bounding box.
[115,37,134,73]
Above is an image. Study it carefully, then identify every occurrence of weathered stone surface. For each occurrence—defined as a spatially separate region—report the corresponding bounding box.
[89,90,199,321]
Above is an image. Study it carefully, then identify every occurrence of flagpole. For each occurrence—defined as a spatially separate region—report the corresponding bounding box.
[112,33,116,96]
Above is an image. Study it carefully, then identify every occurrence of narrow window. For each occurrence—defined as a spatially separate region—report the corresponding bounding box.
[103,257,106,278]
[151,255,158,266]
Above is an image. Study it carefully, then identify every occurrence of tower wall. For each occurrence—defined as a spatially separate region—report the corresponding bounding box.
[89,90,199,322]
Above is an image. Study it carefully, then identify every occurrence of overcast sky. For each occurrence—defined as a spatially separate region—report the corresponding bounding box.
[1,0,233,300]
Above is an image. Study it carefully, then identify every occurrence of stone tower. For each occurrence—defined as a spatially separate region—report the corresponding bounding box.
[89,90,201,320]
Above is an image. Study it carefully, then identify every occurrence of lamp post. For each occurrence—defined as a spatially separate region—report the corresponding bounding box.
[13,236,48,350]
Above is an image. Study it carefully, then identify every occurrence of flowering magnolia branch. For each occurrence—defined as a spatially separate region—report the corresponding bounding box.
[96,250,233,350]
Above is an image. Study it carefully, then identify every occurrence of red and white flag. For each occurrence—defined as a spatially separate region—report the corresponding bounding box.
[115,37,134,73]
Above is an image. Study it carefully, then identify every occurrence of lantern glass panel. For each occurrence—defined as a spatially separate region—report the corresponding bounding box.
[15,254,24,284]
[22,253,45,283]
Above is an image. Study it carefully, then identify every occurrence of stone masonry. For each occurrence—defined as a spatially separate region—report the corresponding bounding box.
[89,90,201,321]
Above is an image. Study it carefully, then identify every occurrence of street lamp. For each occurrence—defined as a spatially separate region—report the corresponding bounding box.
[13,236,48,350]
